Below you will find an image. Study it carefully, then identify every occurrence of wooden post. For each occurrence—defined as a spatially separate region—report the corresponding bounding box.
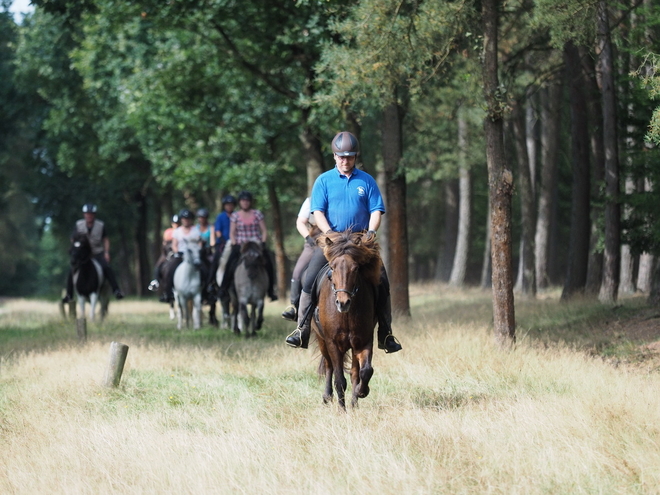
[76,318,87,344]
[103,342,129,388]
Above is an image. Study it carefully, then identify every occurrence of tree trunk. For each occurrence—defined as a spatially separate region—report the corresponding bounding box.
[437,179,459,282]
[299,109,324,195]
[267,183,287,300]
[583,49,605,295]
[561,43,591,300]
[512,99,536,297]
[480,202,492,289]
[382,98,410,316]
[619,177,636,295]
[449,108,471,287]
[482,0,515,347]
[597,0,621,304]
[134,191,150,297]
[535,79,561,290]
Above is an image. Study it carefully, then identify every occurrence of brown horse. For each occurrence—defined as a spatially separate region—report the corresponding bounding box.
[314,230,382,410]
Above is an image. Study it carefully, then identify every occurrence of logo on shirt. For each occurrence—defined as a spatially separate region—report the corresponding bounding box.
[356,186,366,197]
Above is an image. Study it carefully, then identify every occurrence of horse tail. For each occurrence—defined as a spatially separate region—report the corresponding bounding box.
[317,354,351,376]
[317,355,327,378]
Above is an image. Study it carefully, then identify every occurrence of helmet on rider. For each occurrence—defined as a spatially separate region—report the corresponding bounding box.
[197,208,209,218]
[171,214,180,224]
[331,131,359,157]
[179,209,194,220]
[238,191,253,202]
[82,203,97,213]
[221,195,236,206]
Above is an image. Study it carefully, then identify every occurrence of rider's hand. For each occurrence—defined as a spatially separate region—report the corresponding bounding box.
[366,230,377,240]
[305,236,316,247]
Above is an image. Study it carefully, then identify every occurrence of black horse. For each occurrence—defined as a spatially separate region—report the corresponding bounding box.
[68,232,111,321]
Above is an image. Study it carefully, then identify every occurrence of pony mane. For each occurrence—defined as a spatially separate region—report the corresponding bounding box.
[320,230,382,286]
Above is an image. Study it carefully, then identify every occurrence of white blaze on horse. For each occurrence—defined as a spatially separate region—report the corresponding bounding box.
[173,242,203,330]
[68,232,111,321]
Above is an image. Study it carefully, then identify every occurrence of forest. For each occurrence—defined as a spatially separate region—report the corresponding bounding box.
[2,0,660,338]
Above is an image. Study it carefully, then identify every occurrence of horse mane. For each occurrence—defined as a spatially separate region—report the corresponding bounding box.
[320,230,382,287]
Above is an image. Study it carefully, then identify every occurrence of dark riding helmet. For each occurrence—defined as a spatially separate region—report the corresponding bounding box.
[221,194,236,205]
[82,203,97,213]
[238,191,253,202]
[197,208,209,218]
[171,214,180,224]
[331,131,359,157]
[179,209,194,220]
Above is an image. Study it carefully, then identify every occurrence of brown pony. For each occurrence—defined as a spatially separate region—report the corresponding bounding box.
[314,230,382,410]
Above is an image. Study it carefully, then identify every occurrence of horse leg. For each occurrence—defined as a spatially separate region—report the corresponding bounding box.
[174,292,183,330]
[319,355,334,404]
[238,302,248,337]
[247,303,255,337]
[89,293,98,321]
[193,294,202,330]
[352,348,374,407]
[255,299,264,331]
[329,346,347,411]
[169,300,176,320]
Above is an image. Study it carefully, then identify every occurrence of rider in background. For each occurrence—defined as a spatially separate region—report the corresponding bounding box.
[281,197,320,322]
[160,209,203,303]
[197,208,214,248]
[148,214,180,299]
[63,203,124,302]
[207,195,235,290]
[218,191,278,302]
[284,131,402,353]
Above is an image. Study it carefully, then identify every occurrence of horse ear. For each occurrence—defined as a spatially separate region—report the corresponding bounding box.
[321,235,333,247]
[354,235,362,246]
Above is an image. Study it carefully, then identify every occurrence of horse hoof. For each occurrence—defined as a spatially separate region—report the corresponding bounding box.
[323,395,333,404]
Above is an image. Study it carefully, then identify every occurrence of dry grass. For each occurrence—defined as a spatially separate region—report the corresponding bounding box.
[1,288,660,494]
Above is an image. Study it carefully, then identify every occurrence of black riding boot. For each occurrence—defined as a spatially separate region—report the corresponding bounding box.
[376,292,402,353]
[285,291,312,348]
[281,279,301,321]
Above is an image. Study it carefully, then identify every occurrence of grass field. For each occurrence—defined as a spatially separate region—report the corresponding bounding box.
[1,286,659,494]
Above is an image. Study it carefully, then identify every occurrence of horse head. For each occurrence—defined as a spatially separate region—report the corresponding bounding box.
[69,232,92,269]
[319,230,382,314]
[182,242,202,269]
[240,240,265,278]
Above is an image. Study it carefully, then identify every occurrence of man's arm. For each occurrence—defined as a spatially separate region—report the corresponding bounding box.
[103,236,111,262]
[314,210,332,234]
[368,211,382,232]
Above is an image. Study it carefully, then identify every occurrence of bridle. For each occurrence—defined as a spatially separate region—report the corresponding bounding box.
[327,268,359,297]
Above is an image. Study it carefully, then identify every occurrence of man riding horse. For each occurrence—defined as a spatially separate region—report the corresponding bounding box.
[63,203,124,303]
[285,131,402,354]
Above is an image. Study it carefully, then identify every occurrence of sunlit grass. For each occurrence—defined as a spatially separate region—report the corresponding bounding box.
[1,287,659,493]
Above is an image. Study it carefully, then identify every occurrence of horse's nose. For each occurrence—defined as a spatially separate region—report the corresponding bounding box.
[335,298,351,313]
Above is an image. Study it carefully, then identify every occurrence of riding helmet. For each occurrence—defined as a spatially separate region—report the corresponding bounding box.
[82,203,97,213]
[179,209,194,220]
[331,131,359,156]
[238,191,253,202]
[197,208,209,218]
[222,194,236,205]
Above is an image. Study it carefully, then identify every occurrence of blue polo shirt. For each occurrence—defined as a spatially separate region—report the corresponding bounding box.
[214,212,231,241]
[310,166,385,232]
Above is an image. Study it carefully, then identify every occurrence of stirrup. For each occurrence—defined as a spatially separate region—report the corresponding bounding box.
[148,280,159,291]
[378,334,402,353]
[285,327,308,349]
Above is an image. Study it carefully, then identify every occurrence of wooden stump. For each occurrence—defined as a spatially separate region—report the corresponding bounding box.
[76,318,87,344]
[103,342,129,388]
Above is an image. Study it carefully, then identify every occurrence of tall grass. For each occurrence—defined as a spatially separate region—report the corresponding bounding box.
[1,288,659,494]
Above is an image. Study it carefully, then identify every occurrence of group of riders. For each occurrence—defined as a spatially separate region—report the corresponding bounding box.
[64,131,402,355]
